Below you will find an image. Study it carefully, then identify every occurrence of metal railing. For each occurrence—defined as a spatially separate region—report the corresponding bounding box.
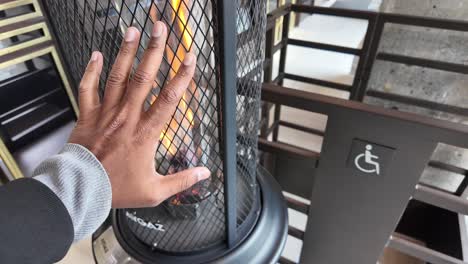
[262,82,468,264]
[261,3,468,264]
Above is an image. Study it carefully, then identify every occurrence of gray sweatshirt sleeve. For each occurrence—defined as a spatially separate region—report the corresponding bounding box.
[33,143,112,241]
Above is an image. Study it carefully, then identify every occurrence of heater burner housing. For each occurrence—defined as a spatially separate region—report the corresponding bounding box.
[43,0,287,263]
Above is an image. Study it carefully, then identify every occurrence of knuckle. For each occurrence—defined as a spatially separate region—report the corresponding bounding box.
[119,43,132,56]
[109,118,122,131]
[76,117,89,126]
[147,39,164,50]
[132,70,153,86]
[107,70,127,87]
[176,68,190,79]
[159,86,180,105]
[179,174,191,191]
[106,108,127,132]
[78,83,89,94]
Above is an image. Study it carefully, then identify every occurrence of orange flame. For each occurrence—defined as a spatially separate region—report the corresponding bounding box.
[150,0,196,156]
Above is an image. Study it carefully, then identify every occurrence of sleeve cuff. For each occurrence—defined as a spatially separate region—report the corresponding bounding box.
[34,143,112,241]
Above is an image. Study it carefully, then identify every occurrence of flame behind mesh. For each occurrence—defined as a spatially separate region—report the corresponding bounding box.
[44,0,266,253]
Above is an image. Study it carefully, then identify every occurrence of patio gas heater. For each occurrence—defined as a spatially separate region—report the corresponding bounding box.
[43,0,287,263]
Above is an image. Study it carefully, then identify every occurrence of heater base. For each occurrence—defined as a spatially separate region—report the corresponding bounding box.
[92,166,288,264]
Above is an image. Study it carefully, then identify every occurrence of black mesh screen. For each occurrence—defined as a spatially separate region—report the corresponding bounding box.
[44,0,266,253]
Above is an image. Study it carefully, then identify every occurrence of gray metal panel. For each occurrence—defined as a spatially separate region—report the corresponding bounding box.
[261,83,468,264]
[300,110,438,264]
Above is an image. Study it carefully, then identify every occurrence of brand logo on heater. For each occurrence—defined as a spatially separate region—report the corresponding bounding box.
[126,212,165,232]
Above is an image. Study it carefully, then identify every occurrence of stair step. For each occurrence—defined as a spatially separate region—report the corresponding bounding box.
[1,102,73,150]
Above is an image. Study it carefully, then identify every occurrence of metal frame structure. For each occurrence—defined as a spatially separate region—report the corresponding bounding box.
[217,0,239,248]
[0,0,43,27]
[11,0,466,262]
[42,1,288,262]
[261,3,468,264]
[0,0,79,180]
[262,83,468,264]
[264,3,468,101]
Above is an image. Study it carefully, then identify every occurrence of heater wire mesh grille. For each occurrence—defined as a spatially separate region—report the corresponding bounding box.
[235,0,266,227]
[44,0,265,253]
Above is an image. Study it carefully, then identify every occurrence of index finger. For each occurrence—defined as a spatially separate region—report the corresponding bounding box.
[101,27,140,114]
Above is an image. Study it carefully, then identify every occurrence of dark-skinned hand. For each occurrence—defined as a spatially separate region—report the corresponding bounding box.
[68,23,210,208]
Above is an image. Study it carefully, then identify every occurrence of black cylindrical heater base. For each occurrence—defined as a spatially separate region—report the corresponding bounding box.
[92,166,288,264]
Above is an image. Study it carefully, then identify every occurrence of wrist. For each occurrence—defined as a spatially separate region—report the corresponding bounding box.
[34,143,112,241]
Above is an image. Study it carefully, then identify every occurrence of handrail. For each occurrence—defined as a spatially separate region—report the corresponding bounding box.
[288,38,362,55]
[262,83,468,149]
[388,234,465,264]
[289,4,468,33]
[376,52,468,74]
[382,13,468,32]
[414,184,468,215]
[258,137,320,160]
[266,4,468,104]
[264,4,468,263]
[291,4,377,19]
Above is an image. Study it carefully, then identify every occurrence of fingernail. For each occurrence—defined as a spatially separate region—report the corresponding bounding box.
[182,53,195,66]
[152,22,164,38]
[196,167,210,181]
[125,27,138,42]
[90,51,99,62]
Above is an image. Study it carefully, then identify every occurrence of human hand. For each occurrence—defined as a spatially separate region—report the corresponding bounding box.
[68,23,210,208]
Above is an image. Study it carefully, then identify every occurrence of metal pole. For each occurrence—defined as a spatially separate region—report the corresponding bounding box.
[217,0,238,248]
[273,12,290,141]
[261,28,274,140]
[354,15,384,101]
[350,14,377,101]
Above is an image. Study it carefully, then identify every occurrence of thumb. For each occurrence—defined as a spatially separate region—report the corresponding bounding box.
[157,167,211,202]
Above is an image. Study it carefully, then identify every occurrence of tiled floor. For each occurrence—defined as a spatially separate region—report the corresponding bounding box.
[58,238,94,264]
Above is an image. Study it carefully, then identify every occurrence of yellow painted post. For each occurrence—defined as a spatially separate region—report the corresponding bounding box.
[275,0,286,44]
[0,22,51,57]
[0,0,79,181]
[290,0,297,30]
[0,0,43,27]
[0,140,23,180]
[51,48,79,116]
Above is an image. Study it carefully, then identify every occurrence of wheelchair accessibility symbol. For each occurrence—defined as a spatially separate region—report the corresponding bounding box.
[354,144,380,175]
